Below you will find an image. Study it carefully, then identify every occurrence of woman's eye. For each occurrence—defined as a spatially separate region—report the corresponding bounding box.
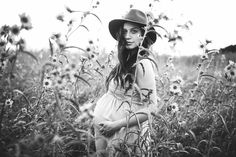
[131,29,138,34]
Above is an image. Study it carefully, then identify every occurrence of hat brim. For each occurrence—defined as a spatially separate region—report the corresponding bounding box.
[109,19,157,44]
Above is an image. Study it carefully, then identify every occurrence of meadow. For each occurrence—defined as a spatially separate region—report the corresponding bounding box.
[0,1,236,157]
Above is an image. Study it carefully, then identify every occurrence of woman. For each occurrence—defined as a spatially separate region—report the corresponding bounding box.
[93,9,159,156]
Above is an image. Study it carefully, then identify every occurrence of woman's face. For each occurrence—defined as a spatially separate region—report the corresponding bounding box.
[123,22,143,49]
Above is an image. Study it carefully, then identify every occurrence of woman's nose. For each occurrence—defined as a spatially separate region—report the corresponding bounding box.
[124,31,131,39]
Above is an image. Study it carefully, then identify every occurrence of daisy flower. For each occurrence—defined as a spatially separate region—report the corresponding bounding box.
[10,25,21,36]
[224,62,236,80]
[201,54,208,61]
[43,78,52,89]
[5,99,14,107]
[52,134,63,143]
[171,76,184,85]
[0,39,7,50]
[21,108,27,113]
[0,25,10,37]
[0,60,7,70]
[167,102,179,114]
[169,83,182,95]
[19,13,32,30]
[51,54,58,64]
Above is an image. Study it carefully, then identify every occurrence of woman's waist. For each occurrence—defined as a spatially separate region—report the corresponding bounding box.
[107,89,142,105]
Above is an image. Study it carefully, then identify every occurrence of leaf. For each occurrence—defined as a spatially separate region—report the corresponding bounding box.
[133,54,158,72]
[65,98,80,115]
[187,129,197,143]
[216,112,230,135]
[41,62,57,85]
[200,74,217,80]
[78,24,89,31]
[88,12,102,24]
[75,128,94,138]
[172,150,189,155]
[133,61,145,75]
[210,146,222,153]
[21,51,38,63]
[184,146,201,154]
[62,46,86,53]
[13,89,31,108]
[74,74,91,87]
[151,24,169,34]
[133,83,143,100]
[49,38,54,56]
[13,89,24,95]
[197,139,209,148]
[36,122,47,127]
[206,49,219,54]
[58,53,69,63]
[117,101,131,111]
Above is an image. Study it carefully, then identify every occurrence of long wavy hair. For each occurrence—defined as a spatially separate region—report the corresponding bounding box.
[105,23,155,92]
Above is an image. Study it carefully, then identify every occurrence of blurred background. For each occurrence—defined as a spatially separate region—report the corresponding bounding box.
[1,0,236,56]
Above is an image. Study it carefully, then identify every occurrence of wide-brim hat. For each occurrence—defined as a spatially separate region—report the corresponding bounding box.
[109,9,157,44]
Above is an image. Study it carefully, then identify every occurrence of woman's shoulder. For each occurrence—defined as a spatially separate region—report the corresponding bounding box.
[136,56,157,73]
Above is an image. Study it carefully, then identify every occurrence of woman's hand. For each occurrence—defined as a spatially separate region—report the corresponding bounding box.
[99,121,119,137]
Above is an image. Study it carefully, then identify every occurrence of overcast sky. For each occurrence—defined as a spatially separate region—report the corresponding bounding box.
[1,0,235,56]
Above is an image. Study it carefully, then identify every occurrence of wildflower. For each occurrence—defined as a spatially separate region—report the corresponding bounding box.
[169,83,182,95]
[51,33,61,40]
[43,78,52,89]
[79,102,94,112]
[0,25,10,37]
[56,14,64,22]
[224,61,236,81]
[0,39,7,50]
[166,62,175,70]
[55,38,66,49]
[88,40,93,44]
[19,13,32,30]
[196,63,201,70]
[10,25,20,36]
[65,6,73,13]
[17,38,26,50]
[167,102,179,113]
[167,56,173,63]
[178,120,186,127]
[171,76,184,85]
[193,81,198,86]
[52,134,63,143]
[55,77,64,88]
[224,68,236,80]
[5,99,13,107]
[7,35,16,44]
[75,112,88,122]
[201,54,208,61]
[86,47,91,52]
[21,108,27,114]
[51,54,58,63]
[50,69,60,76]
[0,60,8,70]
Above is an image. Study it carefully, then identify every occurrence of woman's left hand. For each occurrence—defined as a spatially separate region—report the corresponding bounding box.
[99,121,118,137]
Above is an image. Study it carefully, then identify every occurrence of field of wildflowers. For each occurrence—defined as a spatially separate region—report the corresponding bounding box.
[0,0,236,157]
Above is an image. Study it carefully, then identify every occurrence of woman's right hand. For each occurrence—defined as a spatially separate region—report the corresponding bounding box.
[99,121,118,137]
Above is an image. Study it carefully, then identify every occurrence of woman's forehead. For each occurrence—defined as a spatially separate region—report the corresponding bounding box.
[123,22,141,29]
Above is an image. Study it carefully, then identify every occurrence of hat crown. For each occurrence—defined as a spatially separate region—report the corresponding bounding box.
[123,9,147,25]
[108,9,156,44]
